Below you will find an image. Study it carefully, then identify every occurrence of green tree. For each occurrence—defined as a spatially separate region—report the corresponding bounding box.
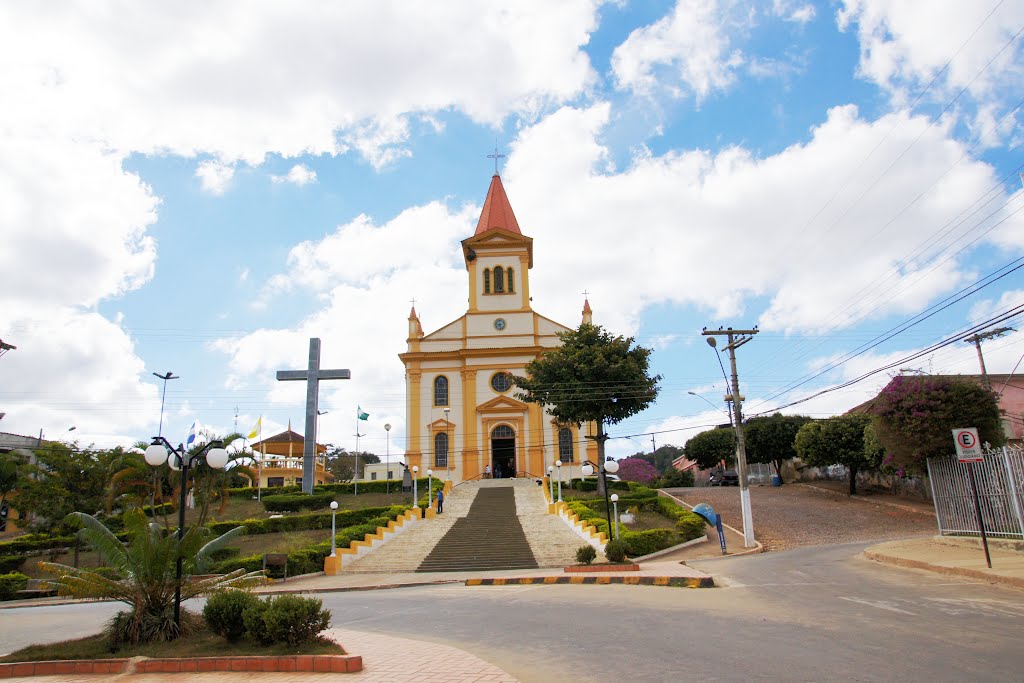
[513,323,661,495]
[13,443,124,532]
[684,427,735,471]
[631,444,685,473]
[794,414,882,495]
[744,414,812,481]
[39,511,265,644]
[869,375,1005,473]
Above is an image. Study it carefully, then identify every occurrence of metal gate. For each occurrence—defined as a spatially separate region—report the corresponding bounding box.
[927,446,1024,539]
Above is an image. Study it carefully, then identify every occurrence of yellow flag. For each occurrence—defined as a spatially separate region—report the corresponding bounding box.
[246,417,261,440]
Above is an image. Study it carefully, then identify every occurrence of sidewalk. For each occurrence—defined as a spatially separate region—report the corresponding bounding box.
[865,536,1024,590]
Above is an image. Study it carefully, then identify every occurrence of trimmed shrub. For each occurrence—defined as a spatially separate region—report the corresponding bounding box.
[604,539,629,563]
[247,595,331,646]
[0,555,26,573]
[242,599,272,644]
[0,572,29,600]
[204,590,262,642]
[620,529,676,557]
[576,545,597,565]
[207,546,240,563]
[260,493,336,513]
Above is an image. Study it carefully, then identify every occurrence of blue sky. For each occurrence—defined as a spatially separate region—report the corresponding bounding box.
[2,0,1023,461]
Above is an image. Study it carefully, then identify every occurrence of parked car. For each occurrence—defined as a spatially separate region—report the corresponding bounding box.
[708,469,739,486]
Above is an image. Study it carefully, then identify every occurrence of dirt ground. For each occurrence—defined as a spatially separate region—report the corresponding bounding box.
[662,482,937,552]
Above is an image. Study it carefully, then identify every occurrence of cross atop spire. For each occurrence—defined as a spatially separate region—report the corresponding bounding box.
[487,144,506,175]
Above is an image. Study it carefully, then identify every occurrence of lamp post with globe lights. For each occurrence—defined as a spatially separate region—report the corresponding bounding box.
[581,458,619,537]
[144,436,229,628]
[547,465,554,501]
[384,423,391,494]
[427,469,433,510]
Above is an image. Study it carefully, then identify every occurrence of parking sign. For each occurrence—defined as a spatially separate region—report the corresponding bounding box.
[952,427,982,463]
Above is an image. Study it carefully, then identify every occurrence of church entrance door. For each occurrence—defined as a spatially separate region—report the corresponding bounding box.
[490,425,516,478]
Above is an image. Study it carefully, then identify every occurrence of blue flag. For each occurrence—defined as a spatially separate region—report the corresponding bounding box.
[186,421,197,449]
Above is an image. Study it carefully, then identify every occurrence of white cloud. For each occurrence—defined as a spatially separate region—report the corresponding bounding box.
[195,159,236,195]
[968,290,1024,323]
[271,164,318,186]
[500,103,1017,335]
[611,0,744,100]
[772,0,815,24]
[0,1,601,166]
[837,0,1024,140]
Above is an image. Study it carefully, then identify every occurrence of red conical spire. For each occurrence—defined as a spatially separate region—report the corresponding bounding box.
[474,175,521,235]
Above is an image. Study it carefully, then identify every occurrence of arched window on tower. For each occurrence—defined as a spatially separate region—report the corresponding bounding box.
[483,268,491,294]
[433,376,448,406]
[434,432,448,468]
[558,427,574,463]
[494,266,505,293]
[507,267,515,293]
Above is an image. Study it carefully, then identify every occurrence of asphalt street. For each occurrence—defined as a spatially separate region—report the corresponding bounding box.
[1,542,1022,682]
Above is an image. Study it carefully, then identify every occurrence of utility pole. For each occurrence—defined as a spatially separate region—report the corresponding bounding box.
[964,327,1014,390]
[703,326,758,548]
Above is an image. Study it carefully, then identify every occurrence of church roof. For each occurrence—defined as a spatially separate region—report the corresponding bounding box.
[474,174,521,235]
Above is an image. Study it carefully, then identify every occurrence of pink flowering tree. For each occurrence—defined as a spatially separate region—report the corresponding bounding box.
[870,376,1004,474]
[615,457,659,484]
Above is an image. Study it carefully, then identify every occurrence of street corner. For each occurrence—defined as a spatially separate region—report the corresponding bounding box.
[863,537,1024,590]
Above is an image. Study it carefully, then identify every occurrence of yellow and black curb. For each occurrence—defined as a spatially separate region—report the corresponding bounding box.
[465,576,714,588]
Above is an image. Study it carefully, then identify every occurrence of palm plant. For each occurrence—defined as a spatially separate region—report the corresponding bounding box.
[39,510,266,644]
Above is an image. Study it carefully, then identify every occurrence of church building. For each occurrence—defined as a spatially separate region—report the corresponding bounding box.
[400,174,597,483]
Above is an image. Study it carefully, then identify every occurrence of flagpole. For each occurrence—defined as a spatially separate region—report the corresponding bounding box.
[354,407,359,496]
[257,419,263,502]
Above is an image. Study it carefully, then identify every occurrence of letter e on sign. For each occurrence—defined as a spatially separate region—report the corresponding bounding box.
[952,428,983,463]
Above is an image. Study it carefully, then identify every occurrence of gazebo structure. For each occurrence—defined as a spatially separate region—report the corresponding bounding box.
[250,428,332,489]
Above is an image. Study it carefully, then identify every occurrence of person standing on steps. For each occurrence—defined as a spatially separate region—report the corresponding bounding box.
[484,464,491,479]
[436,488,444,514]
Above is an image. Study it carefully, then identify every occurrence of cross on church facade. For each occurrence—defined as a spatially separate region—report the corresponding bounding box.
[276,338,351,493]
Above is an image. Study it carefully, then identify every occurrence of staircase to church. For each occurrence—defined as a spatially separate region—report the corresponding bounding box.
[342,478,596,573]
[417,484,537,572]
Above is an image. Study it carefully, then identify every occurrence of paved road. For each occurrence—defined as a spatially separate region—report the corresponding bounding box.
[3,542,1022,681]
[665,484,936,551]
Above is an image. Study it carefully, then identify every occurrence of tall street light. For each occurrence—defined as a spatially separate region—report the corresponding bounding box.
[412,465,419,513]
[581,458,620,537]
[152,372,179,438]
[547,465,554,501]
[329,501,339,554]
[144,436,228,628]
[427,469,433,509]
[384,423,392,494]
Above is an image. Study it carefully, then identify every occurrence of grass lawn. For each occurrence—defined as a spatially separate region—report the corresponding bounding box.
[1,624,344,662]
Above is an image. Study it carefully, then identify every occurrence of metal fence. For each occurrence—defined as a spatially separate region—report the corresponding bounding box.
[927,446,1024,539]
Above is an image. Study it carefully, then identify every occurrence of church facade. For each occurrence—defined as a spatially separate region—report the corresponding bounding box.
[400,175,597,483]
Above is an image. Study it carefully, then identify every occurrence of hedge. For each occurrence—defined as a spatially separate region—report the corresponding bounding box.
[0,555,26,573]
[228,477,436,499]
[209,505,408,536]
[212,515,397,577]
[620,529,677,556]
[0,572,29,601]
[567,492,708,557]
[260,493,337,513]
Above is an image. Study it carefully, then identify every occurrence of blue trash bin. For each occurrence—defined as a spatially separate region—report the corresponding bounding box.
[771,475,782,487]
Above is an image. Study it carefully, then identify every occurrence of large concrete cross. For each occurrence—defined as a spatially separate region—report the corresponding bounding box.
[276,338,350,494]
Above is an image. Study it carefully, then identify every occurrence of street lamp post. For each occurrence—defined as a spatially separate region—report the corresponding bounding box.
[412,466,419,513]
[427,469,433,510]
[555,460,562,502]
[329,501,338,554]
[144,436,228,628]
[384,424,392,494]
[547,465,554,501]
[581,459,620,537]
[152,372,179,438]
[610,493,620,540]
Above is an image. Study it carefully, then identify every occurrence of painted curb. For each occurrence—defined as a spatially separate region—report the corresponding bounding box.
[0,654,363,677]
[465,575,714,588]
[863,549,1024,590]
